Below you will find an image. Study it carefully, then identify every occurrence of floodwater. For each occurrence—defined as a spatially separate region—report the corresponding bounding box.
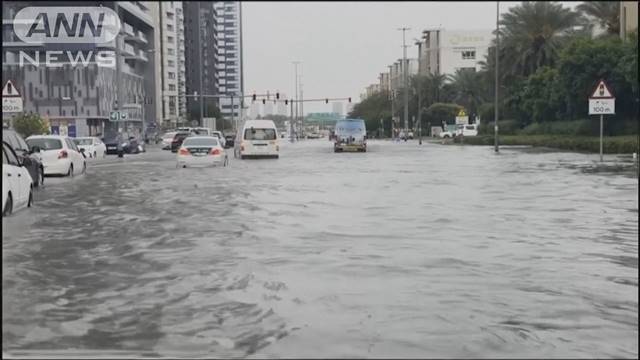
[3,140,638,358]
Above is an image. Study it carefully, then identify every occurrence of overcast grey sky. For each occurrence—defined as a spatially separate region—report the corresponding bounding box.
[242,1,581,115]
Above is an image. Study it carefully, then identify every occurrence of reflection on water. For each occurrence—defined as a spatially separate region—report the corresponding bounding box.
[3,141,638,358]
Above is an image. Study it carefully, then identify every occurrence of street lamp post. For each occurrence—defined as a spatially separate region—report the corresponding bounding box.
[494,1,500,153]
[198,2,204,126]
[398,27,411,135]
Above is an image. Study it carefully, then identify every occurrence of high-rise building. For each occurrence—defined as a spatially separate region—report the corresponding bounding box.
[332,102,344,117]
[2,1,160,138]
[214,1,244,121]
[159,1,187,128]
[184,2,218,123]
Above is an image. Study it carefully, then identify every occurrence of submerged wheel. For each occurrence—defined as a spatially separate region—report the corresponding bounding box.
[3,193,13,217]
[27,188,33,207]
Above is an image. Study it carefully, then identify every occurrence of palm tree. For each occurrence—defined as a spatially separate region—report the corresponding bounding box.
[499,1,584,78]
[448,69,485,117]
[577,1,620,36]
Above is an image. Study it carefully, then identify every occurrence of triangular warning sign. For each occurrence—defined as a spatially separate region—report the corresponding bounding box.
[457,109,467,117]
[590,79,614,99]
[2,80,21,97]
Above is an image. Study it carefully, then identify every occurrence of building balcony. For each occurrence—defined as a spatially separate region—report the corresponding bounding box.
[122,43,136,56]
[122,23,135,37]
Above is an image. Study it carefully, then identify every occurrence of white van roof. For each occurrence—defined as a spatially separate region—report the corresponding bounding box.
[243,120,277,128]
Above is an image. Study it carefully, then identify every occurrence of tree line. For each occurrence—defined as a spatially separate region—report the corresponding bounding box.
[349,1,638,137]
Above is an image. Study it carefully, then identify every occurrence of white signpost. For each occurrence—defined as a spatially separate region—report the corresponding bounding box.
[588,79,615,162]
[2,80,23,113]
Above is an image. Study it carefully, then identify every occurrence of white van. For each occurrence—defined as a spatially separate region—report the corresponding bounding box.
[235,120,279,159]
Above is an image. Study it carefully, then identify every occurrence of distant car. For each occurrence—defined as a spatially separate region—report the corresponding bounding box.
[224,134,235,148]
[235,120,280,159]
[455,124,478,137]
[176,136,228,168]
[161,131,177,150]
[334,119,367,152]
[3,141,34,216]
[104,135,144,154]
[3,128,44,188]
[171,132,191,152]
[26,135,86,176]
[439,130,454,138]
[408,131,414,139]
[191,127,212,136]
[211,131,227,148]
[73,137,106,158]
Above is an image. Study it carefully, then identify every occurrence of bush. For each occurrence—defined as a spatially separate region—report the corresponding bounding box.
[13,112,49,138]
[424,103,463,125]
[478,119,520,135]
[461,135,639,154]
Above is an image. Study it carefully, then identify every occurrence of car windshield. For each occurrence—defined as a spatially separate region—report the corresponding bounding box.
[244,128,276,140]
[182,137,219,146]
[26,138,62,150]
[73,138,93,145]
[336,121,365,135]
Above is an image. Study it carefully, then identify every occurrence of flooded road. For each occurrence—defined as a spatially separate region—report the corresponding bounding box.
[3,140,638,358]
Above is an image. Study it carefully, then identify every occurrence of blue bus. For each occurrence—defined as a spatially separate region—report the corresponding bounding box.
[334,118,366,152]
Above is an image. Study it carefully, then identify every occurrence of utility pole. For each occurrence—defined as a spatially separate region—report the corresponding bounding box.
[198,2,204,126]
[398,27,411,135]
[388,65,394,139]
[293,61,300,129]
[494,1,500,153]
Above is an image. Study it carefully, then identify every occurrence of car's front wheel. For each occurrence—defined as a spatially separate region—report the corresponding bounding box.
[3,193,12,217]
[67,164,74,177]
[27,188,33,207]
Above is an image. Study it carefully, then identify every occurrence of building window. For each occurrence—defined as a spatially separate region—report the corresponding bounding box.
[167,48,175,55]
[168,72,176,79]
[167,36,174,42]
[461,50,476,60]
[168,60,175,67]
[167,24,174,31]
[168,84,176,91]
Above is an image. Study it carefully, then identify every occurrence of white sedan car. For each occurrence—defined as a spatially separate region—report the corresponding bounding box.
[3,141,34,216]
[73,137,106,158]
[176,136,229,168]
[26,135,86,177]
[212,131,226,148]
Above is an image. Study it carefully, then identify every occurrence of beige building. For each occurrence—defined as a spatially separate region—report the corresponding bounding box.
[620,1,638,41]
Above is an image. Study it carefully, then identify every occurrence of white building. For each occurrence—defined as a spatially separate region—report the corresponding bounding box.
[159,1,187,128]
[418,29,492,76]
[214,1,244,121]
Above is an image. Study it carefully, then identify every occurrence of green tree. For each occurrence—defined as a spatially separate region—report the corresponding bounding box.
[448,69,486,118]
[348,90,391,135]
[423,103,463,127]
[499,1,584,78]
[13,112,49,138]
[513,66,564,124]
[577,1,620,36]
[556,36,636,121]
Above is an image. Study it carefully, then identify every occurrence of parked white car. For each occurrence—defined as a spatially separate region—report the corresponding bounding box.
[176,136,228,168]
[161,131,177,150]
[455,124,479,137]
[3,141,34,216]
[73,137,106,158]
[26,135,86,177]
[211,131,226,148]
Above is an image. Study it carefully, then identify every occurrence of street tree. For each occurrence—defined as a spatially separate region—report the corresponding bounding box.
[13,112,50,138]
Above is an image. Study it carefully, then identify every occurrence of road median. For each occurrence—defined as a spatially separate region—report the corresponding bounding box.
[448,135,639,154]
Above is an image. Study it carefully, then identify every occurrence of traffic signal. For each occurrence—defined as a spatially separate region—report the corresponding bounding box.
[262,99,266,104]
[325,98,328,104]
[285,99,288,105]
[252,93,256,101]
[348,97,351,103]
[276,92,280,100]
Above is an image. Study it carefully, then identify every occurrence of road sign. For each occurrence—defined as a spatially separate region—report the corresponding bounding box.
[588,79,616,163]
[2,80,23,113]
[457,109,467,117]
[120,112,128,120]
[109,111,119,122]
[589,79,614,99]
[589,98,615,115]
